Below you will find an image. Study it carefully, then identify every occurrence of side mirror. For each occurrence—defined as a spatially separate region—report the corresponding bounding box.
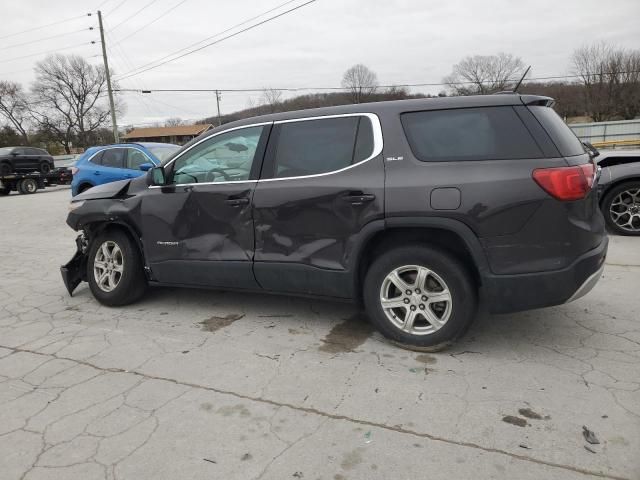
[139,162,153,171]
[10,151,18,156]
[148,166,167,186]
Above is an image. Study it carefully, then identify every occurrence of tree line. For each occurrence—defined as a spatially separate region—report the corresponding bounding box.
[1,42,638,152]
[206,42,639,125]
[0,55,117,153]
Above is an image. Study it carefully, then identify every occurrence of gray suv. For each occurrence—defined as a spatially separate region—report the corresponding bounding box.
[62,94,608,350]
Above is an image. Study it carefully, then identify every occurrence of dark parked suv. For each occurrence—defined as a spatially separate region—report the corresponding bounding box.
[0,146,55,176]
[62,94,607,349]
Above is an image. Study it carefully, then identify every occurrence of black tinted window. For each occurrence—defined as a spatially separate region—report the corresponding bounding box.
[354,117,374,162]
[272,117,360,178]
[530,106,585,157]
[100,149,125,168]
[401,107,543,162]
[26,148,41,155]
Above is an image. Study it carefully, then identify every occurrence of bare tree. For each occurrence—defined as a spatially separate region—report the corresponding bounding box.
[0,81,30,142]
[573,43,640,121]
[164,117,184,127]
[341,64,378,104]
[30,54,115,152]
[443,53,526,95]
[261,88,283,113]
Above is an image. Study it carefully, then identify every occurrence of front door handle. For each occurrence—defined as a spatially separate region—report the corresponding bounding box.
[341,192,376,205]
[94,171,101,176]
[225,197,250,207]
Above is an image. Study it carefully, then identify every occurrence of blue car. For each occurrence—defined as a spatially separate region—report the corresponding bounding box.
[71,142,180,196]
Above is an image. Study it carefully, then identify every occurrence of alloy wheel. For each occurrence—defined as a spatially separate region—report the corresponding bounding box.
[93,241,124,293]
[379,265,452,335]
[610,188,640,232]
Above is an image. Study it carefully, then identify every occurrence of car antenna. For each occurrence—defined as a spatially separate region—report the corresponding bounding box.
[513,66,531,93]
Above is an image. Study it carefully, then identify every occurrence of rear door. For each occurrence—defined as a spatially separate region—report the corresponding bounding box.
[251,114,384,298]
[140,124,270,288]
[89,148,126,185]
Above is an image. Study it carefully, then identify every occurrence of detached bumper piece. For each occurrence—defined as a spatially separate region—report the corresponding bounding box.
[60,235,88,296]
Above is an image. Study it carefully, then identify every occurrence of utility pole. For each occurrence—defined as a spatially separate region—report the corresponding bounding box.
[215,90,222,126]
[97,10,119,143]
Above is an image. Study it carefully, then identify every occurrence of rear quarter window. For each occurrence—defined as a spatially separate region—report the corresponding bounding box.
[529,106,586,157]
[400,106,543,162]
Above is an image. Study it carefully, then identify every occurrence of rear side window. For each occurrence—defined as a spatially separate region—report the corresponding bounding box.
[529,106,585,157]
[271,116,374,178]
[401,106,543,162]
[99,149,125,168]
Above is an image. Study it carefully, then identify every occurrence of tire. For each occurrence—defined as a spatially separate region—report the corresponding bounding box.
[363,245,477,351]
[601,181,640,236]
[0,185,10,196]
[0,162,12,176]
[39,162,51,174]
[18,178,38,194]
[86,229,147,306]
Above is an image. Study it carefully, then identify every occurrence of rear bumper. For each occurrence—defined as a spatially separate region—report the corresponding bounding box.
[483,236,608,314]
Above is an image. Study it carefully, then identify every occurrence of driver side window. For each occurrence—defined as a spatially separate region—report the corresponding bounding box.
[172,126,264,185]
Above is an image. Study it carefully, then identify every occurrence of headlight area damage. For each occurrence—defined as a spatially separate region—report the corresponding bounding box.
[60,177,144,296]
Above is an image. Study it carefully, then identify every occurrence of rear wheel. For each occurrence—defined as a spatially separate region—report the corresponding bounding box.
[0,185,10,196]
[18,178,38,194]
[363,245,477,351]
[78,183,93,194]
[87,229,147,306]
[0,162,12,176]
[39,162,51,174]
[602,181,640,236]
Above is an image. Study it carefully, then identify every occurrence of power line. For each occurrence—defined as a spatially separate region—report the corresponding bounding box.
[109,0,161,32]
[115,0,318,81]
[105,0,127,16]
[0,42,96,64]
[0,28,94,51]
[116,0,299,76]
[114,70,640,93]
[0,14,92,40]
[111,0,189,47]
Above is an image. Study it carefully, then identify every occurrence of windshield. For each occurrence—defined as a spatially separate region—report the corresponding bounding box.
[0,147,14,155]
[149,145,180,164]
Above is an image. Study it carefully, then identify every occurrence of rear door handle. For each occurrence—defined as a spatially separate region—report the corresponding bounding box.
[341,192,376,205]
[93,171,101,176]
[225,197,250,207]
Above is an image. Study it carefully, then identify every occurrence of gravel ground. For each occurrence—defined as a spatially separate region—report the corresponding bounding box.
[1,188,639,480]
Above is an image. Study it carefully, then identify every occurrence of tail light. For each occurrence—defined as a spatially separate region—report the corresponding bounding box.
[532,163,595,201]
[70,167,79,176]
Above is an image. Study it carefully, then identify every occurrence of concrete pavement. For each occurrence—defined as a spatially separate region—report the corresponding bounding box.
[1,189,638,480]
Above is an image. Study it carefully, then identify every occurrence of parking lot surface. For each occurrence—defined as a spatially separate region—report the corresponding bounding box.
[1,189,639,480]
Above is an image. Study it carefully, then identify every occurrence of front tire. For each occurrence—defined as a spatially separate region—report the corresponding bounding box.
[39,162,51,174]
[0,162,12,176]
[87,229,147,306]
[602,181,640,236]
[363,245,477,351]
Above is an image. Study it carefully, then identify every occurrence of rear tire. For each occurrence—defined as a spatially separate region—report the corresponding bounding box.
[363,245,477,351]
[0,185,10,196]
[601,181,640,236]
[78,183,93,194]
[18,178,38,194]
[39,162,51,174]
[87,229,147,306]
[0,162,12,176]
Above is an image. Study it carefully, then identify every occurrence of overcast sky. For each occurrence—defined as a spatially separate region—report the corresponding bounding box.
[2,0,639,127]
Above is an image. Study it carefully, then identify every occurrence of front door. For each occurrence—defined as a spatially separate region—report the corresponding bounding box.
[252,114,385,298]
[140,124,271,288]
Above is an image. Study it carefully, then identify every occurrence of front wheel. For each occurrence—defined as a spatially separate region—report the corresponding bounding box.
[363,245,477,351]
[602,181,640,236]
[39,162,51,174]
[87,229,147,306]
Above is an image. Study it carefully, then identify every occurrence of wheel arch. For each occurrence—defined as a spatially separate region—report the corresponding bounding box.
[83,220,149,278]
[599,176,640,206]
[353,217,488,301]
